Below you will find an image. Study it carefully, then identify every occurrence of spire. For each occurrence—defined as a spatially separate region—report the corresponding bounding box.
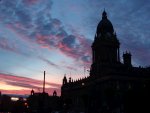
[102,9,107,19]
[43,71,46,93]
[69,77,71,83]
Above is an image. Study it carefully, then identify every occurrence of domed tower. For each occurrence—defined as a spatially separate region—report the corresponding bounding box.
[90,10,120,76]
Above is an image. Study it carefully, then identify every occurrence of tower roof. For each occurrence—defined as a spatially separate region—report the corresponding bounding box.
[96,10,114,36]
[102,10,107,19]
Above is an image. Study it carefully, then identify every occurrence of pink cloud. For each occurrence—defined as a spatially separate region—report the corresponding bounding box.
[56,33,92,67]
[24,0,40,5]
[65,66,77,71]
[0,73,61,95]
[6,16,92,68]
[36,34,49,44]
[0,38,18,54]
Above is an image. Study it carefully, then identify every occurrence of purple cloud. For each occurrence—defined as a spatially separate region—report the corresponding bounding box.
[0,0,92,68]
[0,0,149,69]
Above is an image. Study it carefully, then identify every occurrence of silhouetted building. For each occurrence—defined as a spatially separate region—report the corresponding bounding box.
[11,97,28,113]
[61,11,150,113]
[27,90,62,113]
[27,91,50,113]
[53,90,57,97]
[0,94,12,112]
[27,71,61,113]
[123,51,132,67]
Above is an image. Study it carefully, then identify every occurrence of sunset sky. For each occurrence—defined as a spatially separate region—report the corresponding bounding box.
[0,0,150,96]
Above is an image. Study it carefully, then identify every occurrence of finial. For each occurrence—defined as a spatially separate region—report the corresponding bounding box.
[69,77,71,82]
[102,9,107,19]
[63,74,67,79]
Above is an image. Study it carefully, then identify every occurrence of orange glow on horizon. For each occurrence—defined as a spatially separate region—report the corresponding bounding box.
[0,81,29,90]
[0,73,61,96]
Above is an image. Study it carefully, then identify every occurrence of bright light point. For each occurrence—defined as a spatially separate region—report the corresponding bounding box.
[82,83,85,86]
[11,97,19,101]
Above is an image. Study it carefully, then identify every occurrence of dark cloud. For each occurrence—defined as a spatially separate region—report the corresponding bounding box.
[0,0,92,66]
[65,66,77,71]
[0,37,30,56]
[62,35,76,48]
[0,38,17,53]
[5,80,40,89]
[38,56,59,68]
[58,34,92,66]
[15,9,31,26]
[1,0,149,68]
[81,55,91,63]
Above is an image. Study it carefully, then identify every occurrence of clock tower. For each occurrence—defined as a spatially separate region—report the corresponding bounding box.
[90,10,120,76]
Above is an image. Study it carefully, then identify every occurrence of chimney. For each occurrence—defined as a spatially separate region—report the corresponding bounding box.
[123,51,132,67]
